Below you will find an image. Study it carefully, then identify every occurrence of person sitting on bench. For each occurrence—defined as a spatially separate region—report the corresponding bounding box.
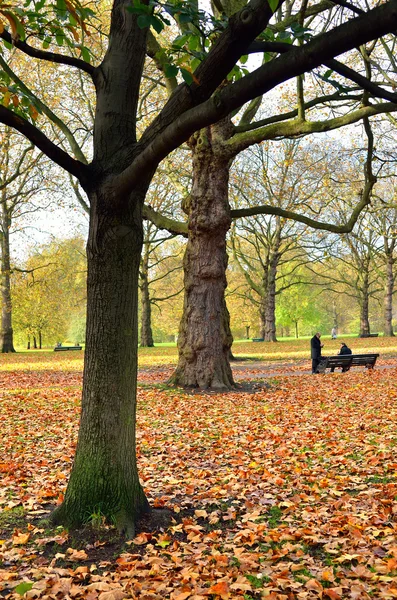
[330,342,352,372]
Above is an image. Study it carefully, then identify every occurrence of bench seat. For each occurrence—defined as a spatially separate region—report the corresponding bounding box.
[54,346,82,352]
[318,353,379,373]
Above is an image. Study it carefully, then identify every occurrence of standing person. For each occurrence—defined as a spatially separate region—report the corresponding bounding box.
[310,332,324,374]
[331,326,337,339]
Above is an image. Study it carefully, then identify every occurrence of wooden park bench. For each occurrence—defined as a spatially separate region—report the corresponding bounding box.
[54,345,82,352]
[359,333,379,338]
[318,353,379,373]
[252,338,264,342]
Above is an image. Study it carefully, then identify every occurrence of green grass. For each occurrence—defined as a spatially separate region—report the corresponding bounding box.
[8,333,397,370]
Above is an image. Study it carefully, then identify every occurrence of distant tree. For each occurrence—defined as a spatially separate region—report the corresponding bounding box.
[0,128,47,352]
[366,187,397,336]
[230,139,334,341]
[276,279,322,338]
[13,237,86,347]
[140,178,184,347]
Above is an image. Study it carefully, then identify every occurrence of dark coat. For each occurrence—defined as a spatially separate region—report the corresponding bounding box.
[310,335,322,359]
[339,344,352,355]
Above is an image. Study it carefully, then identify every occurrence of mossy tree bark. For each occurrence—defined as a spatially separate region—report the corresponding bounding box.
[0,195,15,353]
[170,123,234,389]
[51,190,150,534]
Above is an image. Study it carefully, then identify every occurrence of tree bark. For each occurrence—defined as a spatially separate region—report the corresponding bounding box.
[0,198,15,353]
[33,336,37,349]
[51,192,150,534]
[170,125,234,389]
[38,330,42,349]
[383,254,395,336]
[139,246,154,347]
[359,277,370,336]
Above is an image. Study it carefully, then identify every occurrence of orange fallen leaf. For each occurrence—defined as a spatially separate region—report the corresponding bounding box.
[12,532,30,545]
[206,581,229,598]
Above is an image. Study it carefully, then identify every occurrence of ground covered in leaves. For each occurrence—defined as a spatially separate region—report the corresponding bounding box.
[1,343,397,599]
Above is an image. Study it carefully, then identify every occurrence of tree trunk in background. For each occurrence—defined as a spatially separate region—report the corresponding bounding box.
[359,278,370,336]
[33,336,37,349]
[170,125,234,389]
[259,226,280,342]
[383,255,395,336]
[27,338,30,350]
[51,193,150,534]
[139,248,154,347]
[263,277,277,342]
[0,201,15,352]
[39,330,42,349]
[332,300,338,329]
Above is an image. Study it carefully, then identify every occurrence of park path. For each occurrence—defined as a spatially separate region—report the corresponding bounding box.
[137,356,397,384]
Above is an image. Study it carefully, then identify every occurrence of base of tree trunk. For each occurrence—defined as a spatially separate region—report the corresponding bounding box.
[1,344,16,353]
[169,359,235,391]
[1,330,16,352]
[50,484,150,537]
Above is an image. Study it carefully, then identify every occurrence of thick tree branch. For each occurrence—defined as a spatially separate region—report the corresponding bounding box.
[142,204,188,237]
[235,92,363,133]
[0,30,95,76]
[0,106,89,184]
[139,0,275,150]
[0,55,88,164]
[230,192,373,234]
[116,0,397,197]
[228,102,397,155]
[247,40,397,104]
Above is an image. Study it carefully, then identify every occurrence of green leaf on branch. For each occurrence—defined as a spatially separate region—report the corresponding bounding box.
[80,45,91,63]
[150,15,164,33]
[188,35,199,52]
[172,33,190,49]
[180,68,193,84]
[55,31,65,45]
[164,63,178,78]
[137,14,152,29]
[268,0,279,13]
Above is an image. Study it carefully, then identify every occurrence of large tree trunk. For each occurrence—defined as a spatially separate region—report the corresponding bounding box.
[140,248,154,347]
[0,201,15,353]
[383,255,395,336]
[51,194,150,534]
[170,126,234,389]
